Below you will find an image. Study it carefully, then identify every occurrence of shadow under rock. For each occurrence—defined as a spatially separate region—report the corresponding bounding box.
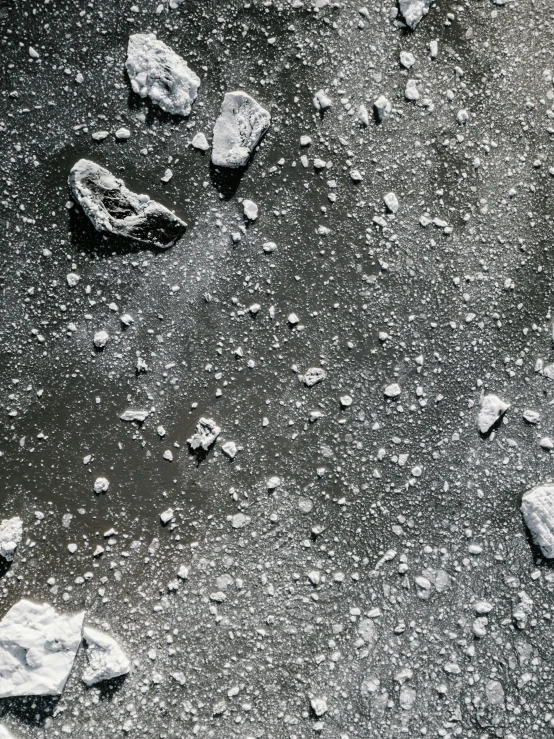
[0,695,60,727]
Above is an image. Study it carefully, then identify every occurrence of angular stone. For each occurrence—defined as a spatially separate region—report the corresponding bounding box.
[126,33,200,116]
[188,418,221,451]
[303,367,327,387]
[69,159,186,248]
[82,627,130,686]
[212,91,270,168]
[0,600,84,698]
[477,394,509,434]
[521,484,554,558]
[0,517,23,562]
[398,0,433,29]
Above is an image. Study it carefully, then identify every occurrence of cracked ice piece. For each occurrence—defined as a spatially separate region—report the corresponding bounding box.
[211,91,271,169]
[521,484,554,558]
[120,410,149,422]
[0,600,84,698]
[303,367,326,387]
[0,518,23,562]
[82,627,130,686]
[477,394,509,434]
[69,159,186,249]
[188,418,221,451]
[126,33,200,116]
[398,0,433,29]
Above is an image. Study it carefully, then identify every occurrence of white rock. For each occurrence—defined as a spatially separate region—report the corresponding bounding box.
[288,312,300,325]
[115,127,131,140]
[405,79,420,101]
[188,418,221,451]
[398,0,434,29]
[212,91,270,168]
[457,109,469,124]
[310,696,328,716]
[160,168,173,183]
[384,192,399,213]
[231,513,250,529]
[521,484,554,558]
[69,159,186,249]
[126,33,200,116]
[374,95,392,123]
[93,330,109,349]
[120,409,149,422]
[400,51,415,69]
[384,383,401,398]
[303,367,326,386]
[0,600,84,697]
[66,272,80,287]
[120,313,134,326]
[429,39,438,58]
[243,199,258,221]
[266,476,281,490]
[81,627,130,686]
[350,169,363,182]
[523,409,539,424]
[300,135,312,146]
[358,104,369,126]
[0,518,23,562]
[477,394,509,434]
[221,441,238,459]
[94,477,109,494]
[191,132,210,151]
[313,90,332,111]
[340,395,353,407]
[28,46,39,59]
[160,508,174,525]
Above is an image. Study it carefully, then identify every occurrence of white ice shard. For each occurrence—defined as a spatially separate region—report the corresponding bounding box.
[521,484,554,558]
[398,0,433,29]
[477,394,509,434]
[81,626,130,686]
[0,517,23,562]
[0,600,84,698]
[188,418,221,451]
[126,33,200,116]
[69,159,187,249]
[212,91,271,168]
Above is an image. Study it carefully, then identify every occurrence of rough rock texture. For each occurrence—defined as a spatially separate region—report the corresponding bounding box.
[0,517,22,562]
[82,626,130,686]
[69,159,186,248]
[477,394,509,434]
[126,33,200,116]
[187,418,221,451]
[303,367,327,387]
[0,600,85,698]
[521,485,554,558]
[211,91,271,168]
[398,0,433,29]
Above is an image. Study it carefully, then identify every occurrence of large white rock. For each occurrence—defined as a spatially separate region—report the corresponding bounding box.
[69,159,186,249]
[0,726,17,739]
[398,0,433,28]
[212,91,271,168]
[82,627,130,686]
[188,418,221,451]
[0,517,23,562]
[0,600,85,698]
[521,485,554,558]
[126,33,200,116]
[477,394,509,434]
